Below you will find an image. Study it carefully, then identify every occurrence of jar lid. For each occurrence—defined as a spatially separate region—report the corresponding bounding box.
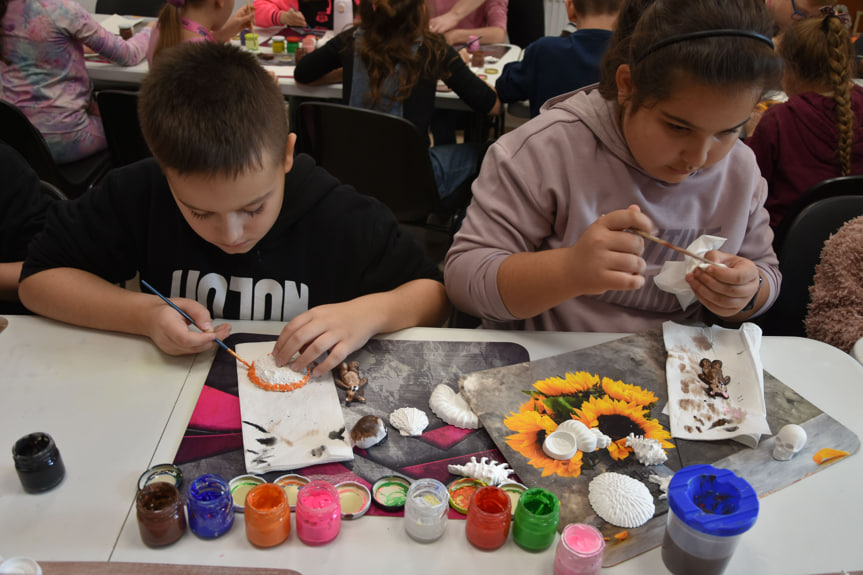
[371,475,412,512]
[335,481,371,519]
[273,473,310,509]
[0,556,42,575]
[668,464,759,536]
[137,463,183,491]
[498,481,527,516]
[229,474,266,512]
[447,477,485,514]
[272,35,285,41]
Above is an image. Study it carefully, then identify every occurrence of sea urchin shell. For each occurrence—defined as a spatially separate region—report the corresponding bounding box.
[588,472,655,528]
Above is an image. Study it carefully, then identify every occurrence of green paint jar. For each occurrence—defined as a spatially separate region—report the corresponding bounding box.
[512,487,560,551]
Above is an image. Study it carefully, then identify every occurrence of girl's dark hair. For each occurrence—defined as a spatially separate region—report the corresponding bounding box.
[0,0,9,63]
[780,14,855,176]
[354,0,451,108]
[599,0,782,109]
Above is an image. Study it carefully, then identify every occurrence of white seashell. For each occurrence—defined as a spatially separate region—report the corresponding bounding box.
[625,433,668,466]
[588,472,655,528]
[542,430,578,460]
[556,420,611,453]
[448,456,514,486]
[429,384,480,429]
[350,415,387,449]
[648,474,672,500]
[389,407,429,437]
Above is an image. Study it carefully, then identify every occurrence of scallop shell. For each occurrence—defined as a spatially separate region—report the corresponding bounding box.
[389,407,429,437]
[588,472,655,528]
[428,384,480,429]
[625,433,668,466]
[350,415,387,449]
[556,420,611,453]
[447,456,514,486]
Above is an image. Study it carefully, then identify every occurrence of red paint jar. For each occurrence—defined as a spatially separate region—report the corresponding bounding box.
[245,483,291,548]
[465,485,512,550]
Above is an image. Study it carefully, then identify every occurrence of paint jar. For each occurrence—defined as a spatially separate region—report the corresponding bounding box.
[554,523,605,575]
[245,483,291,547]
[470,50,485,68]
[12,432,65,493]
[404,478,449,543]
[271,35,286,54]
[287,41,299,55]
[465,485,511,550]
[512,487,560,551]
[662,465,758,575]
[302,35,316,53]
[186,474,234,539]
[246,33,259,51]
[294,46,307,63]
[118,25,134,40]
[136,482,186,547]
[295,480,341,545]
[467,34,480,51]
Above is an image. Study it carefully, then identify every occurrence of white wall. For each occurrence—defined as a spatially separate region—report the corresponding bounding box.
[79,0,97,12]
[544,0,568,36]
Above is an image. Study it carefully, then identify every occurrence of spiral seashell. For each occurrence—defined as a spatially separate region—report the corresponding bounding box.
[588,472,655,528]
[556,420,611,453]
[428,384,480,429]
[389,407,429,437]
[625,433,668,466]
[447,456,514,486]
[350,415,387,449]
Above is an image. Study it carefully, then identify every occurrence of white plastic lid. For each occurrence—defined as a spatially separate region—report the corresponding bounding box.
[0,557,43,575]
[272,35,285,42]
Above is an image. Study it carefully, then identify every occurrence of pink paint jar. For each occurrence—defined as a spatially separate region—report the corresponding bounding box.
[295,480,341,546]
[554,523,605,575]
[302,35,316,53]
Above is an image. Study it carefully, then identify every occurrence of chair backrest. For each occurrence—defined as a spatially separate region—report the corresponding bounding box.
[94,0,165,17]
[757,195,863,336]
[297,101,440,224]
[96,90,152,168]
[0,99,69,188]
[772,175,863,254]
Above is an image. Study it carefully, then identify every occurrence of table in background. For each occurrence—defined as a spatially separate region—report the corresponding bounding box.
[2,316,861,574]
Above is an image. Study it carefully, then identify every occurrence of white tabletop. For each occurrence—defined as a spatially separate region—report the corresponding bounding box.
[1,316,861,574]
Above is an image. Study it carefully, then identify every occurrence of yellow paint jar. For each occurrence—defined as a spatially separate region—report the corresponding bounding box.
[271,35,285,54]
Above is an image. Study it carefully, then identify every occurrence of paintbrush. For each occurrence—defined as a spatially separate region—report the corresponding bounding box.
[626,228,718,267]
[140,279,252,368]
[455,35,483,51]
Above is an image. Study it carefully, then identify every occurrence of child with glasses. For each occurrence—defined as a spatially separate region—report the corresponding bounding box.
[444,0,782,332]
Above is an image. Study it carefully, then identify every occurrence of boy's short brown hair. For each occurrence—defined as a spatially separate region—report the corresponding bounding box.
[139,42,289,178]
[571,0,623,16]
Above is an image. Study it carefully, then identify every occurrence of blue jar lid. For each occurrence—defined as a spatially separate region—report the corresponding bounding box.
[667,464,758,537]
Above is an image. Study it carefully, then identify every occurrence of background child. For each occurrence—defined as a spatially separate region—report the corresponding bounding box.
[148,0,253,63]
[445,0,782,333]
[745,7,863,229]
[253,0,307,27]
[765,0,837,32]
[427,0,506,45]
[294,0,500,201]
[20,41,448,376]
[495,0,621,118]
[0,0,151,163]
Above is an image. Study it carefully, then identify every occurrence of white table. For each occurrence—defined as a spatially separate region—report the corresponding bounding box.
[2,316,861,574]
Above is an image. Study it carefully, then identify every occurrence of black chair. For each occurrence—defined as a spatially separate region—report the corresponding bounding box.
[0,100,111,199]
[40,180,68,201]
[95,0,164,17]
[757,195,863,337]
[96,90,153,168]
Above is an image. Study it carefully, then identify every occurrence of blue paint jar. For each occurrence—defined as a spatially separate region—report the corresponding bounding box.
[187,474,234,538]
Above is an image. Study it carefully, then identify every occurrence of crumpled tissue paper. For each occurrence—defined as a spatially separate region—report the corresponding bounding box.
[653,235,727,310]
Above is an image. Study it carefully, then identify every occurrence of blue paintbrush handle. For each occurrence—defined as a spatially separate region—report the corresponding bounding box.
[140,279,231,352]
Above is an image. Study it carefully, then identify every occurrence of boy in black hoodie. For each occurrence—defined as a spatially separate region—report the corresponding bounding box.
[20,41,448,376]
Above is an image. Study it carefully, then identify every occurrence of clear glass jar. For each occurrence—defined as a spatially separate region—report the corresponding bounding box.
[136,482,186,547]
[12,432,65,493]
[295,480,341,546]
[512,487,560,551]
[186,474,234,538]
[466,485,511,550]
[404,478,448,543]
[245,483,291,547]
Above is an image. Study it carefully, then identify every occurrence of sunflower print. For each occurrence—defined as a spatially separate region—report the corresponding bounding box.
[504,411,584,477]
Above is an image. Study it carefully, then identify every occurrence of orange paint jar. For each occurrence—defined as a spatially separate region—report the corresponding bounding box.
[465,485,512,550]
[244,483,291,547]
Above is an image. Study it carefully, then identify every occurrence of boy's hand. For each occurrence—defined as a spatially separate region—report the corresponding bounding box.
[146,297,231,356]
[687,253,762,317]
[272,300,380,378]
[568,205,655,295]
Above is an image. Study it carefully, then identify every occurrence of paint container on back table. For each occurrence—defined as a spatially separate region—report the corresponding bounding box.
[245,483,291,547]
[271,35,286,54]
[465,485,511,550]
[404,478,449,543]
[246,32,259,51]
[553,523,604,575]
[302,35,316,53]
[136,482,186,547]
[512,487,560,551]
[12,432,65,493]
[186,474,234,538]
[295,480,341,545]
[662,464,758,575]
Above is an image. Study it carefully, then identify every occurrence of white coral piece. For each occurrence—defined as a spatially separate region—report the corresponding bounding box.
[625,433,668,466]
[429,384,480,429]
[588,472,655,528]
[389,407,429,437]
[448,456,514,486]
[556,420,611,453]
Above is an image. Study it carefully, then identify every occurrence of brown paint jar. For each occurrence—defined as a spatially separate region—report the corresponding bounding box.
[119,25,133,40]
[136,482,187,547]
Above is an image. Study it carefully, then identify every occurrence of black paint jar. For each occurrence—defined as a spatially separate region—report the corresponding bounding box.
[13,432,65,493]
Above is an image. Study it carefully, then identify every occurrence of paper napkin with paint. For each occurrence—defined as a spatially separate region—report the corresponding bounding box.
[662,321,770,448]
[236,341,353,473]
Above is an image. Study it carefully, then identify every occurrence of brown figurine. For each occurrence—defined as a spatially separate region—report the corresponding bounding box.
[697,358,730,399]
[334,361,368,404]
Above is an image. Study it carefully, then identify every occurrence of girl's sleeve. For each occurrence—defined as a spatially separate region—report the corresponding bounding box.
[55,2,151,65]
[442,47,497,115]
[254,0,297,28]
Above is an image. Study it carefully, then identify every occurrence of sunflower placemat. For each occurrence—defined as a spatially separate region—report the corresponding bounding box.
[460,328,859,566]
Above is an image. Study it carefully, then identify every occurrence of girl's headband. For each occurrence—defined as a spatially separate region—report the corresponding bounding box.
[635,29,774,65]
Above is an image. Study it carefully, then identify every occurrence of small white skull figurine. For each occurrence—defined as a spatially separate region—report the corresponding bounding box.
[772,424,807,461]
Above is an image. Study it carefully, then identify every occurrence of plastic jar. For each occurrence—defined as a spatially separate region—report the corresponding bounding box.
[295,480,341,545]
[186,474,234,538]
[465,485,511,550]
[661,464,759,575]
[302,35,316,52]
[554,523,605,575]
[245,483,291,547]
[12,432,65,493]
[246,33,259,51]
[404,478,449,543]
[271,35,285,54]
[136,482,186,547]
[512,487,560,551]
